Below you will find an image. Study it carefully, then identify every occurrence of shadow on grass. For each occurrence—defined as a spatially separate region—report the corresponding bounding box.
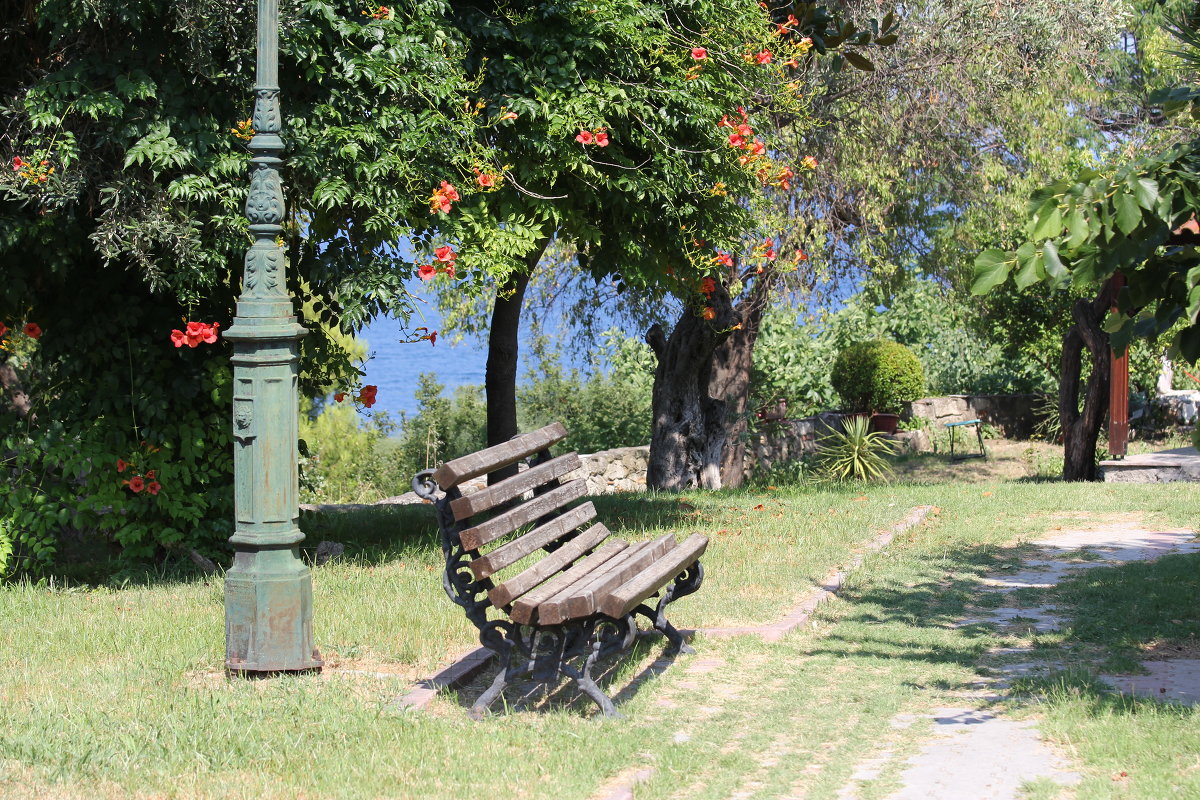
[1050,551,1200,666]
[443,633,686,719]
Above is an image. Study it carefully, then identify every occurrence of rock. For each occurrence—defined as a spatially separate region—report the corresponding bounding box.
[315,540,346,566]
[189,549,218,574]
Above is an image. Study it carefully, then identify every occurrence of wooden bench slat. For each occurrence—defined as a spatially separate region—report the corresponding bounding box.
[488,525,608,610]
[449,452,581,521]
[468,502,597,581]
[598,534,709,619]
[487,523,611,609]
[535,539,651,626]
[459,479,587,552]
[550,533,677,622]
[509,539,630,625]
[432,423,567,489]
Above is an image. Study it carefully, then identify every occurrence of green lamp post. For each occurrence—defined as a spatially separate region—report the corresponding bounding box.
[222,0,322,673]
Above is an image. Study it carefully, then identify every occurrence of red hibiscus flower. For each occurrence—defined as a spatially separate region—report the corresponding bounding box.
[441,264,456,279]
[755,50,773,64]
[22,322,41,339]
[700,277,716,295]
[728,133,745,148]
[358,385,378,408]
[595,129,610,147]
[117,458,127,473]
[0,322,8,338]
[751,140,766,157]
[201,322,219,344]
[418,263,436,281]
[129,476,145,493]
[435,245,457,264]
[575,130,594,145]
[691,47,707,60]
[429,181,459,214]
[147,481,161,496]
[170,329,187,347]
[736,123,754,138]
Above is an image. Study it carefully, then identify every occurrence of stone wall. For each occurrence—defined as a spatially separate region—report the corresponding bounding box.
[566,445,651,494]
[908,394,1041,439]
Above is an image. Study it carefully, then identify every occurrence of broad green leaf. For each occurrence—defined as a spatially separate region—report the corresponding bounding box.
[1014,251,1044,290]
[1042,240,1068,282]
[971,249,1011,294]
[1114,192,1141,235]
[1066,208,1089,249]
[1032,204,1063,241]
[1133,176,1160,210]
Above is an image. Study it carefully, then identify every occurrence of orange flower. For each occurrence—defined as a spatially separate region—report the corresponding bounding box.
[702,307,716,320]
[418,264,436,280]
[691,47,707,60]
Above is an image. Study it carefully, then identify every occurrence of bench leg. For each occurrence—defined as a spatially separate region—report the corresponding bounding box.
[469,667,511,720]
[635,563,704,656]
[562,636,621,718]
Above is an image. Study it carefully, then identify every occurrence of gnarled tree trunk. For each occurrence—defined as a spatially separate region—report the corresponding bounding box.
[646,264,782,492]
[709,274,776,488]
[484,241,548,484]
[1060,286,1111,481]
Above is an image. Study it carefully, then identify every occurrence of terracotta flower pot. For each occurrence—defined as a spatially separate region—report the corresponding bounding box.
[870,412,900,434]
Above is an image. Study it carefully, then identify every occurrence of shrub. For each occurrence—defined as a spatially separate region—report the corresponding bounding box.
[830,340,926,413]
[814,415,898,482]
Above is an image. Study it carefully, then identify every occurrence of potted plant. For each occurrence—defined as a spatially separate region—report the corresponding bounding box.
[830,340,926,434]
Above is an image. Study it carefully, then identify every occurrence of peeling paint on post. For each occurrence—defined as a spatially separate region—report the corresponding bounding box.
[221,0,321,673]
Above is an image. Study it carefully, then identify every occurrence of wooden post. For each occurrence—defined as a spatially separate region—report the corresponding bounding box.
[1108,272,1129,457]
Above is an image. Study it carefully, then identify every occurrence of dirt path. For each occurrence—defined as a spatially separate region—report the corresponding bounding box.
[836,518,1200,800]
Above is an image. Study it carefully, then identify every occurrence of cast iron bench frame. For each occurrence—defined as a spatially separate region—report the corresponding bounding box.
[412,423,707,717]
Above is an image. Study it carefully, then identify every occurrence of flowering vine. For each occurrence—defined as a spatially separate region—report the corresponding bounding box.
[170,321,220,348]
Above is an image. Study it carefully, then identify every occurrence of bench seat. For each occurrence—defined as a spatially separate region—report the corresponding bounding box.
[413,423,707,717]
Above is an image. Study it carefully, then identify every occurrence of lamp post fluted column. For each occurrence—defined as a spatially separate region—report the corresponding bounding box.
[222,0,321,673]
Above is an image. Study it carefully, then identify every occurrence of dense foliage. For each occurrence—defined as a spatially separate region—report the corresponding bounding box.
[829,340,924,414]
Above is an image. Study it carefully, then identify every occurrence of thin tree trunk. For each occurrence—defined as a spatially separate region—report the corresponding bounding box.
[484,241,548,484]
[1060,287,1111,481]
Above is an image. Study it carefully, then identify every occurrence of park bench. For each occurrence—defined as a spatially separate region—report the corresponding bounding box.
[412,422,707,717]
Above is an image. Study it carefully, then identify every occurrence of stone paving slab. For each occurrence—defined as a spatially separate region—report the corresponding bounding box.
[839,518,1200,800]
[1101,659,1200,705]
[878,709,1080,800]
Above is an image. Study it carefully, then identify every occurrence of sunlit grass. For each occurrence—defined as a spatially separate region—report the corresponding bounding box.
[0,481,1197,798]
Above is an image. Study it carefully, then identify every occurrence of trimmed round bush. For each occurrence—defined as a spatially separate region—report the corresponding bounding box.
[830,341,926,413]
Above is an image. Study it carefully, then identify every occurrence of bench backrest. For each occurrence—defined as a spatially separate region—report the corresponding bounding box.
[432,423,610,617]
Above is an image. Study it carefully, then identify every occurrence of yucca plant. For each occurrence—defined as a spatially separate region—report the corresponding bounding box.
[814,415,899,482]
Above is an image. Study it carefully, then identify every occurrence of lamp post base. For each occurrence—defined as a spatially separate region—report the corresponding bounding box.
[224,545,323,673]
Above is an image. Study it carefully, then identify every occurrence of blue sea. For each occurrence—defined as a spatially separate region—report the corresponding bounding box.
[356,313,489,420]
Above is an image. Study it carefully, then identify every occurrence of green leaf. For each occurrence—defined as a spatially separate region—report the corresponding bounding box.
[1042,241,1067,283]
[843,51,875,71]
[1066,208,1089,249]
[1114,192,1141,235]
[1032,204,1063,241]
[1133,176,1160,211]
[971,249,1011,294]
[1014,251,1045,290]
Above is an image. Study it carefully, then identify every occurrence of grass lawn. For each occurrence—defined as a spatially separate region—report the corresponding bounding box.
[2,465,1198,799]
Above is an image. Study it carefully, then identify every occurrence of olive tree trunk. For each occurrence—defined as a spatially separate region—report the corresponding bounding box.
[646,272,775,491]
